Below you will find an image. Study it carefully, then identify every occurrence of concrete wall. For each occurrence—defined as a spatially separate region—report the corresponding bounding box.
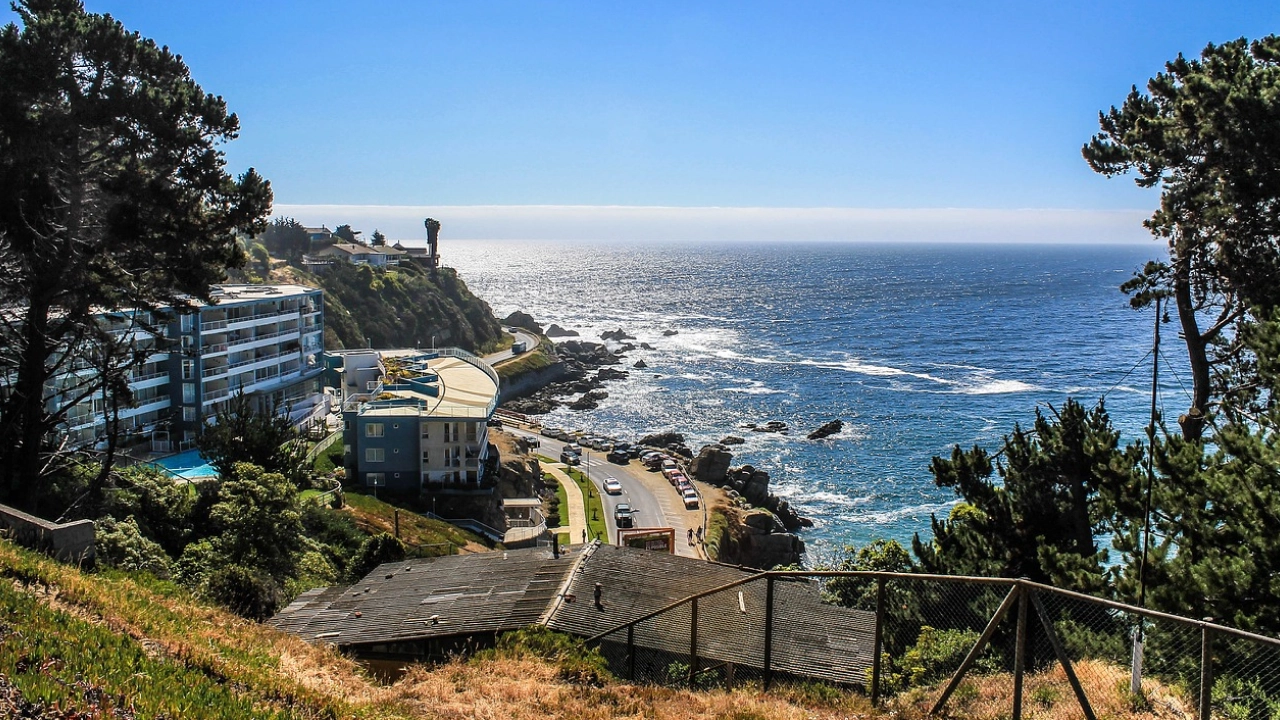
[0,503,95,564]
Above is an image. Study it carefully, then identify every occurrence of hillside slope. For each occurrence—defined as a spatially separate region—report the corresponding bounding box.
[0,540,875,719]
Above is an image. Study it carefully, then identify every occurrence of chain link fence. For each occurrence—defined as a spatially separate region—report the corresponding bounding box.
[586,571,1280,719]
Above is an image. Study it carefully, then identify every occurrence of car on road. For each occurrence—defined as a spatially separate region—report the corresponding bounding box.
[676,480,693,494]
[566,442,583,454]
[541,426,562,438]
[682,489,700,510]
[559,450,580,465]
[607,449,630,464]
[614,502,634,528]
[602,477,623,494]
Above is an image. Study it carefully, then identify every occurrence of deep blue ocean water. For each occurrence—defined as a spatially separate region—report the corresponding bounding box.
[445,240,1177,561]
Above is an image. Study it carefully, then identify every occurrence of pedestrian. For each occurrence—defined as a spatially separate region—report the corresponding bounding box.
[581,528,586,544]
[688,528,694,545]
[696,525,703,543]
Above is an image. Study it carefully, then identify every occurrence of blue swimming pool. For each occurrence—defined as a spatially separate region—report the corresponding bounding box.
[151,449,219,480]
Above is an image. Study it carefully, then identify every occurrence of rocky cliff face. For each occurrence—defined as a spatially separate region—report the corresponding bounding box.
[689,444,811,569]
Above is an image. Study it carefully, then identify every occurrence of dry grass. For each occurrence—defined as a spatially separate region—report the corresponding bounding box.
[888,659,1194,720]
[390,654,876,720]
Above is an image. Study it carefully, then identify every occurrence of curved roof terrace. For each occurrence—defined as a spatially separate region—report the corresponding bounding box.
[348,348,499,420]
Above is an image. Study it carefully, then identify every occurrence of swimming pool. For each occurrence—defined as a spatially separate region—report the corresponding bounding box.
[150,449,219,481]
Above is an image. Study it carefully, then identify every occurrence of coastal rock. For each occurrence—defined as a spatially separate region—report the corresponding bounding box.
[568,391,607,411]
[751,420,789,434]
[662,329,678,336]
[596,367,629,381]
[638,431,685,448]
[640,343,654,350]
[711,506,805,569]
[667,443,693,458]
[501,311,543,335]
[600,328,636,342]
[619,342,636,352]
[545,324,579,338]
[806,419,844,440]
[633,359,648,369]
[688,445,733,485]
[742,510,786,534]
[719,435,745,446]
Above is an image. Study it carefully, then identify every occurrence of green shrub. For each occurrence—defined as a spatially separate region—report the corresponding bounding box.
[489,627,612,686]
[95,515,172,579]
[203,564,284,621]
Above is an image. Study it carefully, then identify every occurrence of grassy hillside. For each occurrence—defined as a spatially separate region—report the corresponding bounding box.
[0,539,880,719]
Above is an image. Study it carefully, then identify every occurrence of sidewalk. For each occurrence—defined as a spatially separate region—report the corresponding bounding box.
[542,463,589,546]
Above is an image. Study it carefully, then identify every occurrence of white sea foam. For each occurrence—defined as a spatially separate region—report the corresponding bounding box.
[855,500,960,525]
[957,379,1040,395]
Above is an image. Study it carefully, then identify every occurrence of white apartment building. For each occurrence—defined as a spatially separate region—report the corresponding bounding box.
[59,284,327,452]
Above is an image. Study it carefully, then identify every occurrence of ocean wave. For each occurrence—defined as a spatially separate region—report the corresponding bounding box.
[854,500,960,525]
[955,379,1040,395]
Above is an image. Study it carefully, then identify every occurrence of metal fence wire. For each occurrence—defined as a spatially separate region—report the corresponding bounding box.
[584,571,1280,720]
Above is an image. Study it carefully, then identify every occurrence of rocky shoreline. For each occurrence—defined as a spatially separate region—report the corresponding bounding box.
[496,316,843,570]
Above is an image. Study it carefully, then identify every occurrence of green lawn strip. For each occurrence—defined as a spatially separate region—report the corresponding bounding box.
[566,466,610,543]
[0,541,380,719]
[551,474,570,533]
[341,489,487,553]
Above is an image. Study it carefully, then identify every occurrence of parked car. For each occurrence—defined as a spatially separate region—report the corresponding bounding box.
[559,450,580,465]
[676,480,693,494]
[566,442,583,455]
[486,417,503,428]
[602,477,623,494]
[541,426,562,438]
[607,449,630,464]
[682,489,700,510]
[614,503,634,528]
[557,430,577,442]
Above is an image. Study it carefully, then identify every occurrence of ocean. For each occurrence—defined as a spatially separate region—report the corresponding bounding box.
[444,240,1175,561]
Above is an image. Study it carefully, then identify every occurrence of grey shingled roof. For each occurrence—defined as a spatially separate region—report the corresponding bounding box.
[545,544,875,685]
[270,546,579,646]
[272,543,874,685]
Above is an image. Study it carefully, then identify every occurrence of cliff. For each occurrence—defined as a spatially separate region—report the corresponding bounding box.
[268,260,505,354]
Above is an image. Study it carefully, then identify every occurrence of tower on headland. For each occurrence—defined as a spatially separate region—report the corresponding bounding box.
[424,218,441,277]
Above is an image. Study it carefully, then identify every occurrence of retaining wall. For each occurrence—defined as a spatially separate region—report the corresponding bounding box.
[0,503,95,564]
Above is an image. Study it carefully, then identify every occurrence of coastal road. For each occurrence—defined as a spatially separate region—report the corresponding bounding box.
[504,427,706,558]
[484,328,540,366]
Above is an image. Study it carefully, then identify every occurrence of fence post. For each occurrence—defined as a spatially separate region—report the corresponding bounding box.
[871,575,886,705]
[1199,619,1214,720]
[627,624,636,681]
[764,576,775,690]
[689,597,698,687]
[1013,584,1029,720]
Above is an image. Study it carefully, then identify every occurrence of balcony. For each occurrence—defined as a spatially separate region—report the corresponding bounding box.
[203,387,230,403]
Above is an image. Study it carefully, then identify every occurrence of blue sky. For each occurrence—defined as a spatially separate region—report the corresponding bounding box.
[11,1,1280,242]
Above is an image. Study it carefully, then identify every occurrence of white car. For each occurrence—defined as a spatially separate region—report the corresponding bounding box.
[682,489,700,509]
[602,477,623,495]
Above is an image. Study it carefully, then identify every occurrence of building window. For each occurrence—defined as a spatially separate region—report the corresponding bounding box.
[365,423,384,438]
[366,448,385,463]
[367,472,384,486]
[180,314,194,331]
[182,383,195,403]
[181,360,195,380]
[182,407,196,422]
[422,450,430,463]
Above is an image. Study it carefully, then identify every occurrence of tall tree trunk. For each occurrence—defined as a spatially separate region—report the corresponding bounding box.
[1174,259,1210,441]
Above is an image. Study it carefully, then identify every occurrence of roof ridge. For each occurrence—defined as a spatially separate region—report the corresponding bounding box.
[536,540,600,626]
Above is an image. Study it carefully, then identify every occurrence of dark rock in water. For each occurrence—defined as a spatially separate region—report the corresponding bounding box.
[720,435,745,445]
[600,328,636,342]
[619,342,636,352]
[638,431,685,448]
[596,367,629,381]
[503,396,561,414]
[689,445,733,484]
[662,329,678,336]
[545,324,579,338]
[502,311,542,335]
[633,359,648,369]
[751,420,789,434]
[568,390,608,411]
[667,443,693,458]
[640,343,654,350]
[806,419,844,440]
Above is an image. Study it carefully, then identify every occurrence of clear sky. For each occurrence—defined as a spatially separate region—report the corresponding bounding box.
[10,1,1280,242]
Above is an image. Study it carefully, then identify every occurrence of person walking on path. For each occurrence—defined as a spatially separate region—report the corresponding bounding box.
[696,525,703,543]
[687,528,694,545]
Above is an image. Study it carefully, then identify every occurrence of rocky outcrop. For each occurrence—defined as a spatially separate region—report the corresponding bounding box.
[596,367,629,381]
[662,329,678,336]
[633,359,648,369]
[545,324,579,338]
[713,506,805,570]
[500,338,634,415]
[806,419,844,440]
[687,445,733,485]
[600,328,636,342]
[640,343,654,350]
[746,420,789,434]
[720,435,745,446]
[568,390,608,410]
[638,431,685,447]
[501,311,542,335]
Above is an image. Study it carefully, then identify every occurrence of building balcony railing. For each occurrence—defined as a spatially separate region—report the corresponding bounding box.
[202,364,227,378]
[129,369,168,383]
[200,318,229,332]
[203,387,230,403]
[201,342,228,355]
